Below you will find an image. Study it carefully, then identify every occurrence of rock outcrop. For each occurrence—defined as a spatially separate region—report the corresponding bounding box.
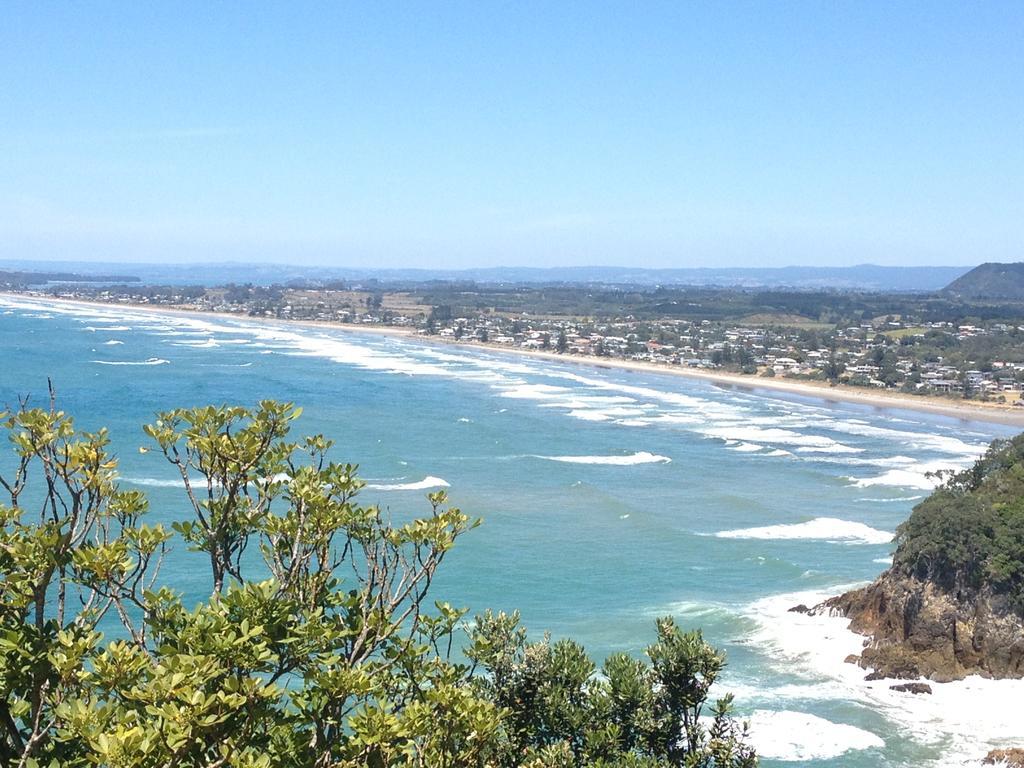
[984,748,1024,766]
[889,682,932,695]
[812,570,1024,682]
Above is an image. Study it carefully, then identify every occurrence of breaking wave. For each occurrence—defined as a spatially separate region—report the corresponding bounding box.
[91,357,169,366]
[366,476,450,491]
[536,452,671,465]
[715,517,893,545]
[745,710,884,761]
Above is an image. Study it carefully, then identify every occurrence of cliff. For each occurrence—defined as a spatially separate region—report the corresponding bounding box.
[813,433,1024,681]
[819,573,1024,682]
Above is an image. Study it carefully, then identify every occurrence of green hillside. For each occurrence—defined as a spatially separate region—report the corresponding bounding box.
[894,433,1024,612]
[944,262,1024,301]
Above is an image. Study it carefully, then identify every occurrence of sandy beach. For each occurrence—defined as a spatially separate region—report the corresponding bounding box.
[8,292,1024,428]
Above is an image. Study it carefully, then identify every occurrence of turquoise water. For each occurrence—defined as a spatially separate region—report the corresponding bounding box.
[1,296,1020,766]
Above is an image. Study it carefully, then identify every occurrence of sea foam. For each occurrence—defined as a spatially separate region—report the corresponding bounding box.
[366,476,450,491]
[715,517,893,545]
[847,460,968,491]
[536,451,671,466]
[91,357,170,366]
[743,586,1024,766]
[120,476,183,488]
[745,710,884,761]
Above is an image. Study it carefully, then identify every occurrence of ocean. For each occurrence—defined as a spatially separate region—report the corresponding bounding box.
[1,294,1020,767]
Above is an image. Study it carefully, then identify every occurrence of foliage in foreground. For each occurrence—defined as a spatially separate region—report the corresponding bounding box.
[895,432,1024,612]
[0,398,755,767]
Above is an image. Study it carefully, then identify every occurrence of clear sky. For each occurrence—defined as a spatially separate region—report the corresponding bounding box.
[2,2,1022,269]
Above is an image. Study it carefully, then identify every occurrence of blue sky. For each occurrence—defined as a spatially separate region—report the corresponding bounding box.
[1,2,1022,268]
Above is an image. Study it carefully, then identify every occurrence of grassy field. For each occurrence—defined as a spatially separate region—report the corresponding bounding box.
[739,313,834,330]
[882,326,930,339]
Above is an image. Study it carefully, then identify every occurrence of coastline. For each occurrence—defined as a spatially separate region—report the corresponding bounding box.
[7,291,1024,428]
[747,585,1024,766]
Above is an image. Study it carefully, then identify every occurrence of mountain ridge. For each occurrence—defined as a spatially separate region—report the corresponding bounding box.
[0,259,971,291]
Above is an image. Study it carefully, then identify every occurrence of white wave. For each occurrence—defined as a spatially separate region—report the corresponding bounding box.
[540,403,651,421]
[102,339,124,345]
[276,333,453,377]
[715,517,893,545]
[567,409,612,421]
[873,557,893,564]
[120,476,183,488]
[746,710,884,760]
[729,442,764,452]
[497,383,574,400]
[847,460,968,490]
[366,476,450,491]
[795,444,864,454]
[743,586,1024,766]
[173,338,220,348]
[536,451,671,466]
[644,413,703,426]
[647,600,733,619]
[535,395,640,408]
[91,357,169,366]
[457,417,472,423]
[701,425,861,453]
[822,419,990,458]
[765,449,792,457]
[121,472,288,489]
[855,495,924,503]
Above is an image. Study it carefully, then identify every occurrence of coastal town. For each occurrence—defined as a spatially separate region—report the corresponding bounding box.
[24,280,1024,406]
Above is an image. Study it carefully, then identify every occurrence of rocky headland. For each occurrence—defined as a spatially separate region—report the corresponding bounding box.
[806,434,1024,683]
[818,572,1024,682]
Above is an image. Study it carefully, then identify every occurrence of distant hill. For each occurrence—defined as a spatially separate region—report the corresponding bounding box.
[943,262,1024,300]
[0,259,971,292]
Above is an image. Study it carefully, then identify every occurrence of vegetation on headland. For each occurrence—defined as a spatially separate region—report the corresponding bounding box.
[893,434,1024,613]
[0,396,755,767]
[821,432,1024,682]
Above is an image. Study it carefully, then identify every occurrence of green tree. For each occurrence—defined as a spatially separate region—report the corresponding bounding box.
[467,613,755,767]
[0,398,756,767]
[1,399,495,767]
[894,434,1024,612]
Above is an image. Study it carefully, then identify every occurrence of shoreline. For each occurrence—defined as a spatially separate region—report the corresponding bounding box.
[6,292,1024,427]
[748,585,1024,765]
